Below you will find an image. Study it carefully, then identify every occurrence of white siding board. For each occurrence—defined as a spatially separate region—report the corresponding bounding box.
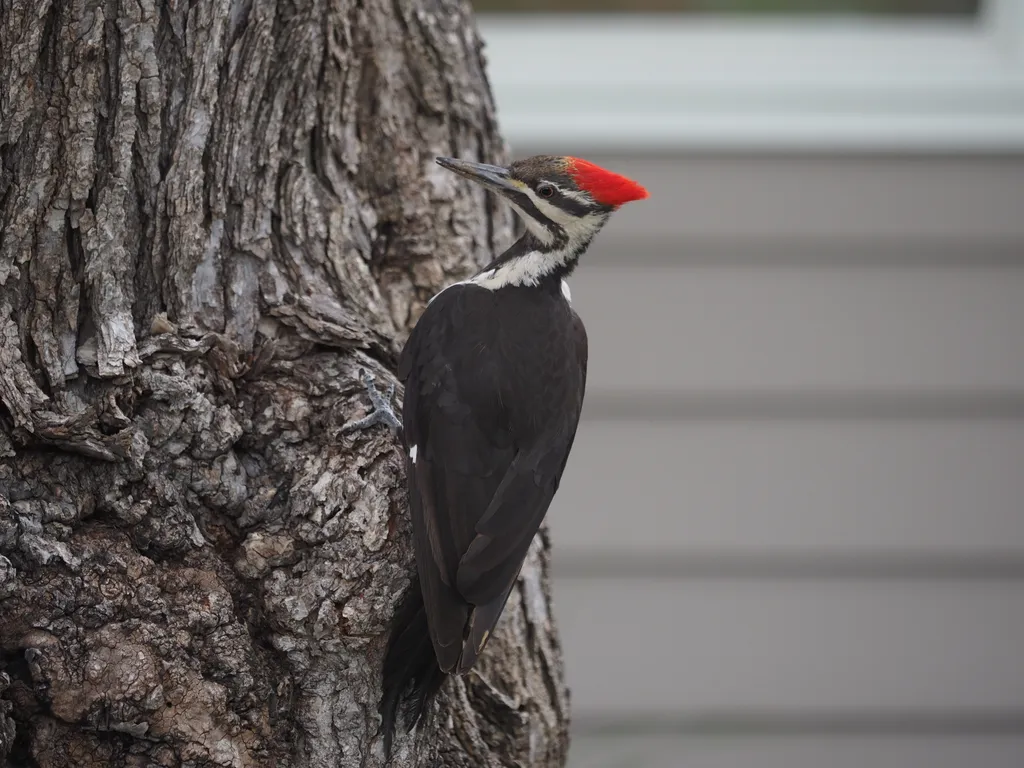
[551,420,1024,557]
[554,578,1024,715]
[568,734,1024,768]
[587,235,1024,268]
[572,265,1024,395]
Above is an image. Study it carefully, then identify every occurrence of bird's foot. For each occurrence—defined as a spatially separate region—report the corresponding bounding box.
[343,369,402,436]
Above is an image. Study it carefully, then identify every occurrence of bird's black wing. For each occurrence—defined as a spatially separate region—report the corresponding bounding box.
[455,306,588,670]
[399,285,587,673]
[399,283,514,672]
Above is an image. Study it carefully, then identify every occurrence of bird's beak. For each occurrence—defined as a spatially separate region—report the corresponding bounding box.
[436,157,522,197]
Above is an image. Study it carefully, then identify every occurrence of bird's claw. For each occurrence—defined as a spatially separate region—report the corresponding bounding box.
[343,369,402,436]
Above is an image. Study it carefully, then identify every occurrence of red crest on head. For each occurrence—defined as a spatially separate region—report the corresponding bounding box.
[564,157,649,207]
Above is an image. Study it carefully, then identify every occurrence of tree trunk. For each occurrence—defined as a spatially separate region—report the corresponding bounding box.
[0,0,570,765]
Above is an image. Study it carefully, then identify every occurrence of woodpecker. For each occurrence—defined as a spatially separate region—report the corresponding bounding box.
[362,155,648,754]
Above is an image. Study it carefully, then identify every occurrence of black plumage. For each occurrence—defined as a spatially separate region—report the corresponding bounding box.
[377,155,647,755]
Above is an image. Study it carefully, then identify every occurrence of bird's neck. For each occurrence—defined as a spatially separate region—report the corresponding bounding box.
[473,238,576,291]
[472,219,604,291]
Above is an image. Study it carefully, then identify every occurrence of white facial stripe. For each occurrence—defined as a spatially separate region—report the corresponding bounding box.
[562,188,593,205]
[563,212,606,252]
[530,194,580,229]
[459,175,610,291]
[472,212,606,289]
[409,445,418,464]
[521,185,582,229]
[508,200,555,246]
[540,180,593,206]
[432,209,603,296]
[471,212,604,291]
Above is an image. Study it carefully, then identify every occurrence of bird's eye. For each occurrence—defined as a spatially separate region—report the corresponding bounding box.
[537,184,555,198]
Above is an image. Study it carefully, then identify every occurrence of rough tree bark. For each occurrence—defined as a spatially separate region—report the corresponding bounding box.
[0,0,570,765]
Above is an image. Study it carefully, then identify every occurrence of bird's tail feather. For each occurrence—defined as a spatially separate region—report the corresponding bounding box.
[380,578,447,757]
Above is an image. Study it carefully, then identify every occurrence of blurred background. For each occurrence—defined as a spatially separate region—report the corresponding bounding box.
[475,1,1024,767]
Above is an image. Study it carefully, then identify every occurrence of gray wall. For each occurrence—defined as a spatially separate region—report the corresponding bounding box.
[536,153,1024,768]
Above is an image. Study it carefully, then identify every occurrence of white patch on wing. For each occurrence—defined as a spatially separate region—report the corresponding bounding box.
[409,444,418,464]
[561,279,572,302]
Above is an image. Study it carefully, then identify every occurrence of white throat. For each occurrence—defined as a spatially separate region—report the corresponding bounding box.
[471,212,605,290]
[472,250,566,290]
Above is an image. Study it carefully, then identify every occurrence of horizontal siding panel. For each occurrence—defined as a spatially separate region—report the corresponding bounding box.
[569,734,1024,768]
[555,578,1024,716]
[551,420,1024,557]
[586,235,1024,268]
[568,155,1024,240]
[571,266,1024,394]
